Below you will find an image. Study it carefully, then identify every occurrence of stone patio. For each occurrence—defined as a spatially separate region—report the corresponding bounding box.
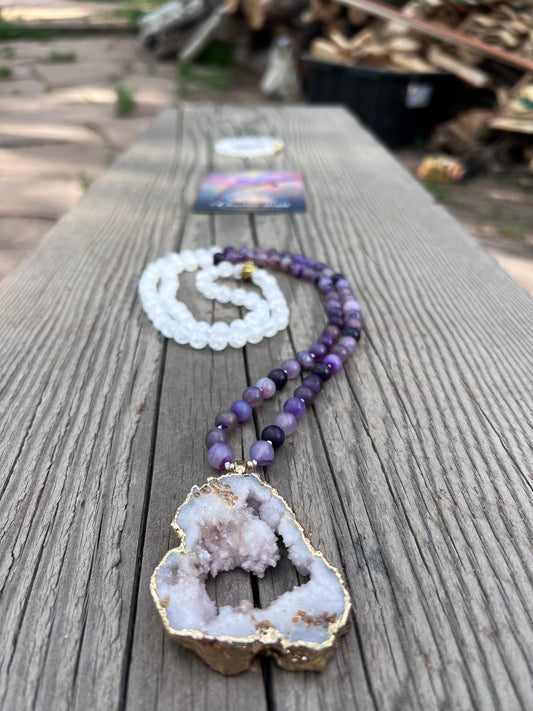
[0,6,531,294]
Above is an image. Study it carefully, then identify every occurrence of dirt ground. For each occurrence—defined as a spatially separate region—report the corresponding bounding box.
[0,12,532,294]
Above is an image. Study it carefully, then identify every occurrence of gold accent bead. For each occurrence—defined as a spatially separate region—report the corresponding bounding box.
[240,261,257,281]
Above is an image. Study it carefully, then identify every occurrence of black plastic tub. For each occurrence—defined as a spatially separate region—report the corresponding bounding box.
[302,56,463,148]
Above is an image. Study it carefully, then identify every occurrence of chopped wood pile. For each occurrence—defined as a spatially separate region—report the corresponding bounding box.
[309,0,533,79]
[306,0,533,170]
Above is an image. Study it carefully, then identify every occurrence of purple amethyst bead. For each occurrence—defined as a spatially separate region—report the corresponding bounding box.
[297,351,314,369]
[282,359,301,379]
[339,335,357,354]
[205,427,229,449]
[207,443,233,470]
[280,256,292,273]
[267,253,280,269]
[326,299,342,310]
[255,250,268,267]
[335,278,350,289]
[319,333,335,349]
[238,246,254,260]
[324,324,341,339]
[343,299,360,313]
[261,425,285,450]
[231,399,253,423]
[345,316,363,329]
[328,315,344,329]
[302,374,323,393]
[256,377,276,399]
[294,385,315,406]
[310,342,327,361]
[243,386,263,408]
[318,277,334,295]
[215,410,238,431]
[331,344,349,363]
[290,262,304,278]
[250,440,274,466]
[323,353,343,373]
[283,397,306,420]
[274,412,297,435]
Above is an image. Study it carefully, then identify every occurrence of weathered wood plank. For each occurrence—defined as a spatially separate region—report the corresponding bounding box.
[124,109,268,710]
[252,106,533,710]
[1,105,532,711]
[0,110,183,711]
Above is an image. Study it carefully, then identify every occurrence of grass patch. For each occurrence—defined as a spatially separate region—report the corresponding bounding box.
[43,51,77,63]
[0,11,59,40]
[0,46,15,59]
[500,219,527,239]
[176,59,232,97]
[0,65,13,79]
[115,83,136,117]
[424,180,454,205]
[111,7,144,25]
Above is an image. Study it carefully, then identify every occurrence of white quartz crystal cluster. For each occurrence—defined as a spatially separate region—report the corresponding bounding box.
[154,475,347,643]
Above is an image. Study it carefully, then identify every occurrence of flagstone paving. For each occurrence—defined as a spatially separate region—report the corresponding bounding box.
[0,8,531,294]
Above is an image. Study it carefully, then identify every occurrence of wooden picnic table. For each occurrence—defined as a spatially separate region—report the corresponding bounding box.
[1,105,532,711]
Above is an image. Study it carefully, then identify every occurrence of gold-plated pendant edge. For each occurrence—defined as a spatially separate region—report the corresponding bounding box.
[150,470,352,675]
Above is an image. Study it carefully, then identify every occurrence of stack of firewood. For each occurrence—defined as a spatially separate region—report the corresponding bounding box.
[302,0,533,169]
[307,0,533,83]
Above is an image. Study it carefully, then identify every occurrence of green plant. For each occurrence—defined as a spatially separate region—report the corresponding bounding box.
[115,83,136,117]
[78,172,93,191]
[199,40,233,67]
[0,46,15,58]
[43,51,77,63]
[0,65,12,79]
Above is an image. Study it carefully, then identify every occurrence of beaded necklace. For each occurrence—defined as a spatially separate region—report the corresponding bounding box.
[140,244,363,675]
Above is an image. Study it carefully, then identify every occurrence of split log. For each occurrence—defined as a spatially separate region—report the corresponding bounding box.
[427,44,491,87]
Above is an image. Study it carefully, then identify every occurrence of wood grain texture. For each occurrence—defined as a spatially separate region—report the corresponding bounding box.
[1,106,532,711]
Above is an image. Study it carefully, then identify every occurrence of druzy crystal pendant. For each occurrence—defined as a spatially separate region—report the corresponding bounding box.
[151,467,351,675]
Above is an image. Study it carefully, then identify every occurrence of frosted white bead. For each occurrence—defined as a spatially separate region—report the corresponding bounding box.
[218,262,234,278]
[215,286,232,303]
[231,288,248,306]
[189,332,209,349]
[210,322,230,336]
[229,333,247,348]
[195,249,212,268]
[200,285,217,299]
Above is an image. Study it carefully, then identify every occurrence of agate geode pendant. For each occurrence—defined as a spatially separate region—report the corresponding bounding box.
[151,470,351,675]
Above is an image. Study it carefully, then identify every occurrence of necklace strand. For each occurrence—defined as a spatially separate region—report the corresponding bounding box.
[205,245,363,470]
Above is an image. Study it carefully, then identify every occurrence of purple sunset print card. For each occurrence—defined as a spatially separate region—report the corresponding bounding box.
[192,171,306,213]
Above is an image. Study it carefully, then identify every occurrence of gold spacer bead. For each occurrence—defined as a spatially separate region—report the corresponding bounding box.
[226,460,256,475]
[240,261,257,281]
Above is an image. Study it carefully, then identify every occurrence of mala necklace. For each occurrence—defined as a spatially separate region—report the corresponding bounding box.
[140,244,363,675]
